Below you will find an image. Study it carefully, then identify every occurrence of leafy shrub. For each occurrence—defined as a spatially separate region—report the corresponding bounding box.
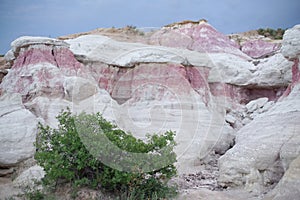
[35,109,177,199]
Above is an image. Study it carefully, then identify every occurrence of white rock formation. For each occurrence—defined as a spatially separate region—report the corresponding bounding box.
[248,54,293,87]
[11,36,68,53]
[66,35,212,67]
[263,155,300,200]
[281,25,300,59]
[14,165,45,188]
[218,87,300,192]
[218,24,300,195]
[245,97,269,113]
[0,93,38,166]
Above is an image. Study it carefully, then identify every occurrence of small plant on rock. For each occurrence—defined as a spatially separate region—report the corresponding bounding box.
[35,109,177,199]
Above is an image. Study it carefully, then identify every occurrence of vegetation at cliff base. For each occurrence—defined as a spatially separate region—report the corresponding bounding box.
[34,109,177,199]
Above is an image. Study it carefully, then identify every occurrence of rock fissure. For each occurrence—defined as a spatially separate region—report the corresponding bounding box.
[51,48,59,68]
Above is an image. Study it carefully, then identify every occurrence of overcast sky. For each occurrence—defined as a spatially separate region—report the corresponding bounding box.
[0,0,299,54]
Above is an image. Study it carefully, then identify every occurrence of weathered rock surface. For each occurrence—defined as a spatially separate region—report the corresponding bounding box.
[177,188,239,200]
[66,34,212,67]
[149,20,250,59]
[0,35,224,174]
[241,40,280,59]
[65,33,259,171]
[65,33,297,173]
[281,25,300,59]
[0,93,38,167]
[248,53,292,87]
[218,24,300,196]
[218,89,300,193]
[66,34,292,105]
[0,37,90,101]
[263,155,300,200]
[25,90,117,129]
[13,165,45,188]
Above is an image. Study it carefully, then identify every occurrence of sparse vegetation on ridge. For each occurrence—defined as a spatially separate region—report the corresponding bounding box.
[124,25,145,36]
[257,28,286,40]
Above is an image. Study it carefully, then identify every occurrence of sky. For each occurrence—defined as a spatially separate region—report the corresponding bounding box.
[0,0,299,54]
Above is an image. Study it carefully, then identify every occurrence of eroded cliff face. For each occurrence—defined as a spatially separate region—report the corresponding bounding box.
[218,24,300,197]
[0,56,8,83]
[149,20,247,58]
[1,34,232,173]
[0,21,299,199]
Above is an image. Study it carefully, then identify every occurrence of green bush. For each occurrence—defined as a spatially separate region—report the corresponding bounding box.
[24,190,49,200]
[35,109,177,199]
[257,28,285,40]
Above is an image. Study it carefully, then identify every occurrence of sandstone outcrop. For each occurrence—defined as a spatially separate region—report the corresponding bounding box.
[0,93,38,167]
[218,24,300,196]
[281,25,300,59]
[0,35,222,173]
[149,20,249,59]
[263,155,300,200]
[13,165,45,188]
[241,39,280,59]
